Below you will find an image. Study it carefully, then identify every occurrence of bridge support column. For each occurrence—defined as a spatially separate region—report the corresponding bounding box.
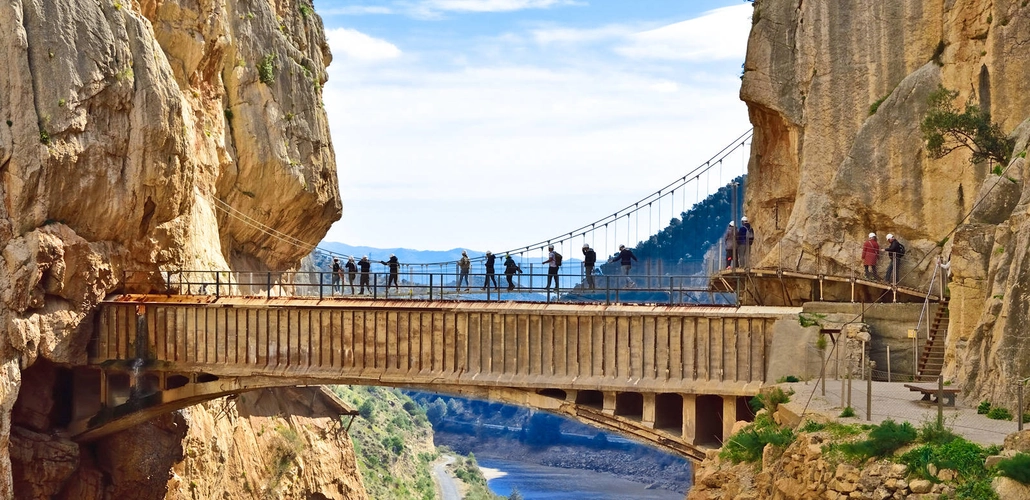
[722,395,738,443]
[602,391,616,416]
[682,394,696,443]
[641,393,656,429]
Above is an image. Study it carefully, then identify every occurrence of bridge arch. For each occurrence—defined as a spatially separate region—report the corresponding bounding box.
[75,295,798,461]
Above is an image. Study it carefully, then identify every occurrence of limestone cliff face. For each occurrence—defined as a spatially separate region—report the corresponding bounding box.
[0,0,344,497]
[742,0,1030,405]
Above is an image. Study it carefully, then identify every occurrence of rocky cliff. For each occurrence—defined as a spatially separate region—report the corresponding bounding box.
[741,0,1030,407]
[0,0,344,497]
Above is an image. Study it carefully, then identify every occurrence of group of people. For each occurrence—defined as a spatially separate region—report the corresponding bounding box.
[724,216,755,269]
[328,243,640,296]
[330,256,374,294]
[862,232,905,283]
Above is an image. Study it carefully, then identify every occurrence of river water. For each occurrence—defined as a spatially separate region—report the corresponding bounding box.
[478,458,685,500]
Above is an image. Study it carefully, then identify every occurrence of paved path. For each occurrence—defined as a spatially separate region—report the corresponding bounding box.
[433,454,461,500]
[782,380,1022,445]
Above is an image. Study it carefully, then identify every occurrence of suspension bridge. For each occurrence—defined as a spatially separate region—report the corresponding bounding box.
[68,130,950,460]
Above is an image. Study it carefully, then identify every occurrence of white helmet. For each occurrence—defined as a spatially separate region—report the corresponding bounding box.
[886,233,894,240]
[869,233,876,238]
[583,243,589,249]
[486,250,492,255]
[741,216,748,223]
[729,221,735,227]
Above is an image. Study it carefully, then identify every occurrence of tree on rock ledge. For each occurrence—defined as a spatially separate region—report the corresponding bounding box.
[920,85,1014,167]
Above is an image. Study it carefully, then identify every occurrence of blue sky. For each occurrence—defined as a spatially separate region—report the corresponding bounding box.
[315,0,754,258]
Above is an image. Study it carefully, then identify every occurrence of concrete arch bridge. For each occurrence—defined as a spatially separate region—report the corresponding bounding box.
[70,294,800,461]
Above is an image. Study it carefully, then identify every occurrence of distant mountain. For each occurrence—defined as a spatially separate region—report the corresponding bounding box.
[315,242,478,264]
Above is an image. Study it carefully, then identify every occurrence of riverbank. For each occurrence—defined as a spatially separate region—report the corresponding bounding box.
[435,431,692,494]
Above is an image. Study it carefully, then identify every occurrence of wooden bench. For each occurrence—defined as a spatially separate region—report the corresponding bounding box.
[904,384,960,407]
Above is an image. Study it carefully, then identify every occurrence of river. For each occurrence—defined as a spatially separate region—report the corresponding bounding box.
[477,458,685,500]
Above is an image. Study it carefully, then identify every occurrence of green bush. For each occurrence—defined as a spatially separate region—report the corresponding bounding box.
[917,420,959,446]
[839,407,856,418]
[776,375,801,383]
[997,453,1030,484]
[258,53,276,84]
[987,406,1013,421]
[956,478,999,500]
[838,419,916,461]
[901,438,994,483]
[921,84,1013,166]
[382,435,404,455]
[720,414,795,464]
[749,387,794,413]
[977,400,992,414]
[359,399,375,419]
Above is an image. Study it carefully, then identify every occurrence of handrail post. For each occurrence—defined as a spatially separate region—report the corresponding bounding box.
[267,272,272,299]
[373,274,378,299]
[215,272,220,298]
[937,375,944,428]
[319,272,324,300]
[429,273,434,300]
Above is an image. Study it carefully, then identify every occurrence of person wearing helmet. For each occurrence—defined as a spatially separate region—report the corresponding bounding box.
[543,245,560,292]
[345,257,357,294]
[736,216,754,268]
[330,257,343,294]
[358,256,372,294]
[883,234,904,284]
[610,244,638,275]
[582,243,597,289]
[724,221,736,269]
[482,251,498,290]
[379,254,401,291]
[457,251,471,291]
[862,233,880,280]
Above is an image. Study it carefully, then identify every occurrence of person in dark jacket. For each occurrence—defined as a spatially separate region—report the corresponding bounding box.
[883,234,903,284]
[582,244,597,289]
[358,256,372,294]
[610,244,638,275]
[736,216,754,268]
[482,251,498,290]
[345,257,357,294]
[503,254,522,291]
[724,222,736,269]
[330,257,342,294]
[379,254,400,290]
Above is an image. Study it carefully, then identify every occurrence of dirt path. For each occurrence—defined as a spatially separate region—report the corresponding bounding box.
[433,454,461,500]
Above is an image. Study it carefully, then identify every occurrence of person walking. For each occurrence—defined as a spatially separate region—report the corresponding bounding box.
[330,257,342,294]
[582,243,597,289]
[737,216,754,267]
[883,234,904,285]
[543,245,560,292]
[611,244,637,275]
[345,256,357,294]
[482,251,498,290]
[861,233,880,280]
[380,254,400,291]
[503,253,522,291]
[724,221,736,269]
[457,251,471,291]
[358,256,372,294]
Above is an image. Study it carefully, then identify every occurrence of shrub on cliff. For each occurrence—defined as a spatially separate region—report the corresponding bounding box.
[921,85,1013,166]
[997,452,1030,484]
[720,413,795,464]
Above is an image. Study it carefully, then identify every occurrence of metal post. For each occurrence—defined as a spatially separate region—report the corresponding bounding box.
[373,274,378,299]
[429,273,434,300]
[319,272,324,300]
[215,272,220,298]
[267,272,272,299]
[840,376,846,409]
[886,346,891,382]
[937,375,944,428]
[605,275,610,305]
[1019,382,1024,432]
[866,360,874,421]
[820,346,826,397]
[847,376,852,409]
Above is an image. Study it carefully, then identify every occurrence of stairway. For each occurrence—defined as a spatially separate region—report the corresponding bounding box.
[917,299,949,381]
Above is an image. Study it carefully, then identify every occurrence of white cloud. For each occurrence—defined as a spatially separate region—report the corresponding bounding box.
[531,25,630,45]
[326,28,402,62]
[615,5,752,61]
[421,0,576,13]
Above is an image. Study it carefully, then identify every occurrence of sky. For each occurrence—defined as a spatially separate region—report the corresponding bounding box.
[315,0,754,258]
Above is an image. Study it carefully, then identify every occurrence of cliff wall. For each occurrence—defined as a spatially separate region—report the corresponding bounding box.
[742,0,1030,406]
[0,0,345,496]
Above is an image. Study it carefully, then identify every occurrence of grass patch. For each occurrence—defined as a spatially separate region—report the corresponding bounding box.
[749,387,794,413]
[997,452,1030,484]
[258,53,276,84]
[987,406,1013,420]
[839,406,856,418]
[720,413,795,464]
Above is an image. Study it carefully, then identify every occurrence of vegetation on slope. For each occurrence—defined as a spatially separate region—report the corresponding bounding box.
[921,84,1014,167]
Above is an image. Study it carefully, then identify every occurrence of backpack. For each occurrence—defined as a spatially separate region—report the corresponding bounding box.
[553,252,563,267]
[896,242,906,258]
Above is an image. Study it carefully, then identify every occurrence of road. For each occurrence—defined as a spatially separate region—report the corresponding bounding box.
[433,454,461,500]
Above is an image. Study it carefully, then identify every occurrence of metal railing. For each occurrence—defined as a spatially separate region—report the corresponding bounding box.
[126,268,738,306]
